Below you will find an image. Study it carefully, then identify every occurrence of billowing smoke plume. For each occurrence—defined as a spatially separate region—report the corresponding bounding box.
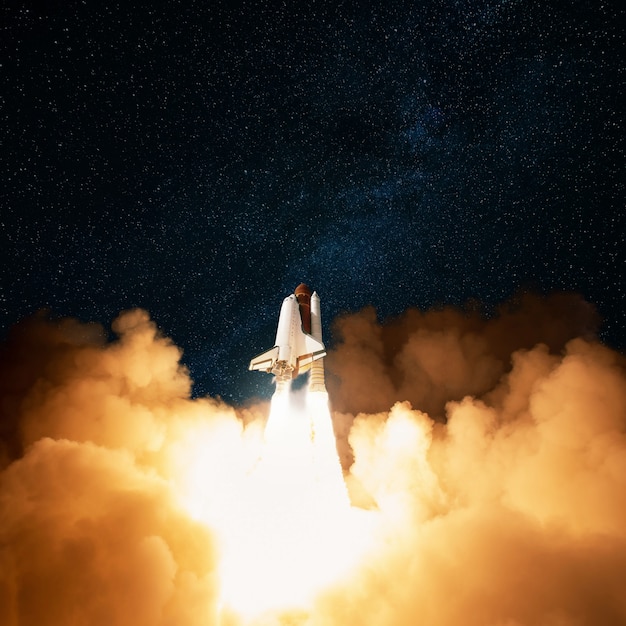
[1,296,626,626]
[0,310,245,626]
[326,292,602,466]
[322,341,626,625]
[327,292,600,418]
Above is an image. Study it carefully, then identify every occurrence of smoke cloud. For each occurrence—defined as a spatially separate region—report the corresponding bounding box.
[326,292,600,418]
[1,295,626,625]
[0,310,230,626]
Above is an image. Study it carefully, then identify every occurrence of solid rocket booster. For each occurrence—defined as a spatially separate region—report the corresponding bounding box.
[249,284,326,389]
[308,291,326,392]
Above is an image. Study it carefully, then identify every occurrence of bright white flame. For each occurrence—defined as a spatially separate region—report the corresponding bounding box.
[172,385,376,622]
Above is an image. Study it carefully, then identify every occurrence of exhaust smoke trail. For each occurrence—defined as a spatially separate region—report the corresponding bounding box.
[207,384,368,621]
[1,295,625,625]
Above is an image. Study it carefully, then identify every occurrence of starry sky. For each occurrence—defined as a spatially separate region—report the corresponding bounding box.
[2,0,623,403]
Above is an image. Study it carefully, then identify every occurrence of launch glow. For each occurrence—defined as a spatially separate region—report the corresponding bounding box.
[172,285,377,620]
[172,388,376,620]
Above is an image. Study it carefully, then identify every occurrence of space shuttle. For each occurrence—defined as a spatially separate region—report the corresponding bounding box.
[249,283,327,391]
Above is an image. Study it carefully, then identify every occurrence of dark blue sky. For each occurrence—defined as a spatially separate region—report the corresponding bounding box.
[2,0,623,402]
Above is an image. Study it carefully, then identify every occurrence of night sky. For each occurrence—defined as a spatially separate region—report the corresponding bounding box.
[2,0,623,403]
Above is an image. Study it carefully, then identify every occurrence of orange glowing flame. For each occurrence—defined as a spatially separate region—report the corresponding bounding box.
[172,386,376,622]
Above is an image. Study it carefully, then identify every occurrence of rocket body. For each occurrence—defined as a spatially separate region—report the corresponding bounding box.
[249,284,326,388]
[308,291,326,392]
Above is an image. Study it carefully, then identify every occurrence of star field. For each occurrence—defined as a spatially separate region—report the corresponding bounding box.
[1,0,623,402]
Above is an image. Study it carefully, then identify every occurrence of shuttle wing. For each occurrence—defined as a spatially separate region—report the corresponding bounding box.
[249,346,280,372]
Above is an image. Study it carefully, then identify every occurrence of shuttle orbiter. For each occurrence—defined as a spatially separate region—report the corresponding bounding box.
[249,283,326,391]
